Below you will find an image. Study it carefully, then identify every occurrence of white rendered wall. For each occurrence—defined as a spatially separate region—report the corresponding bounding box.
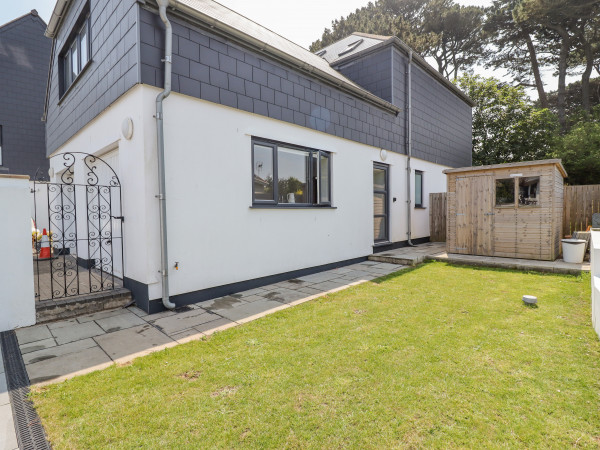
[591,231,600,339]
[0,175,36,331]
[48,84,451,301]
[154,87,449,297]
[48,85,161,288]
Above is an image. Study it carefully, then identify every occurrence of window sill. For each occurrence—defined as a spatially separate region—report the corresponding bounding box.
[58,59,93,105]
[414,206,426,209]
[250,204,337,209]
[373,241,391,247]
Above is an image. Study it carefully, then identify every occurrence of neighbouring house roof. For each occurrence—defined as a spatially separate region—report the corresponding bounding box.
[317,32,475,107]
[0,10,46,33]
[45,0,401,115]
[443,159,568,178]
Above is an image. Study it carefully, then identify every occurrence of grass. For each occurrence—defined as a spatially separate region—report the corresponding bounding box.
[31,262,600,448]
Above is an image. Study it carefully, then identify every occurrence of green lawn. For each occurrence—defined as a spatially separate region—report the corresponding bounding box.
[32,262,600,448]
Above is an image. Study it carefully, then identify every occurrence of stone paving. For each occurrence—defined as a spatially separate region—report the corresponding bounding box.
[370,241,591,274]
[0,348,18,450]
[14,260,407,387]
[33,256,124,302]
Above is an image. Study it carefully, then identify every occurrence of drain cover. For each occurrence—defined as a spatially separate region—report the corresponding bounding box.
[0,331,51,449]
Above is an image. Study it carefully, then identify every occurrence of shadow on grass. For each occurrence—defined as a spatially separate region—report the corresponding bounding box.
[370,259,586,286]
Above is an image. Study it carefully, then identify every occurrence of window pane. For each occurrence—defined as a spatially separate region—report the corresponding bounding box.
[374,193,386,215]
[373,168,386,190]
[519,176,540,206]
[374,216,387,241]
[319,153,330,203]
[496,179,515,206]
[278,147,308,204]
[415,172,423,206]
[71,40,78,79]
[80,22,88,67]
[63,53,71,88]
[253,145,274,201]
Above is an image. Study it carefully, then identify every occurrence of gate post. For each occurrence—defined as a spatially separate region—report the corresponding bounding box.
[0,175,36,331]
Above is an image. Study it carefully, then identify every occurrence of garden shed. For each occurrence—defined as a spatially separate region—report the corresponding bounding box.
[444,159,567,261]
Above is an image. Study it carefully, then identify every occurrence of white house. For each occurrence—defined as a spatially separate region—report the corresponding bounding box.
[43,0,473,313]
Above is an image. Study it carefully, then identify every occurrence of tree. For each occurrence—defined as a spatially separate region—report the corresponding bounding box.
[310,0,486,80]
[515,0,600,129]
[483,0,551,107]
[554,115,600,184]
[422,1,486,80]
[456,74,559,166]
[544,77,600,122]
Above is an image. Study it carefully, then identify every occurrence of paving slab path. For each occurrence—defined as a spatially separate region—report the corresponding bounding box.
[0,349,18,450]
[12,260,407,387]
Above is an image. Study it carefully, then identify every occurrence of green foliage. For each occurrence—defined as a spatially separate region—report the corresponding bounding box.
[554,113,600,184]
[310,0,485,79]
[456,74,559,166]
[544,77,600,121]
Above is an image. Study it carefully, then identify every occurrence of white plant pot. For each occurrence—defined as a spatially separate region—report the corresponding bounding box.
[561,239,586,264]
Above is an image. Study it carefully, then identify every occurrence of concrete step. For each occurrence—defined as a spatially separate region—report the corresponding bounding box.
[368,253,426,266]
[35,288,132,324]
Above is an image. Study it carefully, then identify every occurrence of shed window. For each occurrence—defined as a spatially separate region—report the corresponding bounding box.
[496,179,515,206]
[59,8,91,96]
[519,177,540,206]
[252,138,331,207]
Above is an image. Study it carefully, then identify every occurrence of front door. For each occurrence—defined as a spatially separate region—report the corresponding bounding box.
[373,163,389,244]
[455,175,494,256]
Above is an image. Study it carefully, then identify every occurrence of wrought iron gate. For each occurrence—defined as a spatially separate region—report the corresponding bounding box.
[32,152,124,301]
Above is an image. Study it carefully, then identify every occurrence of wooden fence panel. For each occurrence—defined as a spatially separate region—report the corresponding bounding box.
[563,185,600,235]
[429,192,447,242]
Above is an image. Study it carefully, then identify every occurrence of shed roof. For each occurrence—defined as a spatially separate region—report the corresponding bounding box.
[443,159,568,178]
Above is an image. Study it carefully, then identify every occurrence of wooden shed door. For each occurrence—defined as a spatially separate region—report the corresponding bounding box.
[455,175,494,256]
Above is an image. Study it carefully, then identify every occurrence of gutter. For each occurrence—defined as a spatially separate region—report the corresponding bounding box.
[406,51,414,246]
[167,0,400,116]
[45,0,71,38]
[156,0,176,310]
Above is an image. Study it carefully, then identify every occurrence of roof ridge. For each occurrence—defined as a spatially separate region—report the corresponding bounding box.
[0,10,46,32]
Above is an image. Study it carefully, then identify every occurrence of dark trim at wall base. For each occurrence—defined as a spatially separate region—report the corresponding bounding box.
[372,236,430,254]
[144,256,368,314]
[76,256,95,269]
[124,276,150,312]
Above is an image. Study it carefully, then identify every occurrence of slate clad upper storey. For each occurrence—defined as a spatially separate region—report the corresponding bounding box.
[44,0,139,156]
[0,11,51,178]
[44,0,473,168]
[319,33,473,168]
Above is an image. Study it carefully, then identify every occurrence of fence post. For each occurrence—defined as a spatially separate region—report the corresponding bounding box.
[0,175,36,331]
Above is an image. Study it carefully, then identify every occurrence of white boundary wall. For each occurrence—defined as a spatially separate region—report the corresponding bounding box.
[50,85,450,302]
[591,231,600,339]
[0,175,36,331]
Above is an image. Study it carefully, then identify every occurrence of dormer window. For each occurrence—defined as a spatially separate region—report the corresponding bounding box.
[59,7,91,97]
[338,39,363,57]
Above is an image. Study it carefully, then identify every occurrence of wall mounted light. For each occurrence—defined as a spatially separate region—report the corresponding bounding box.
[121,117,134,140]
